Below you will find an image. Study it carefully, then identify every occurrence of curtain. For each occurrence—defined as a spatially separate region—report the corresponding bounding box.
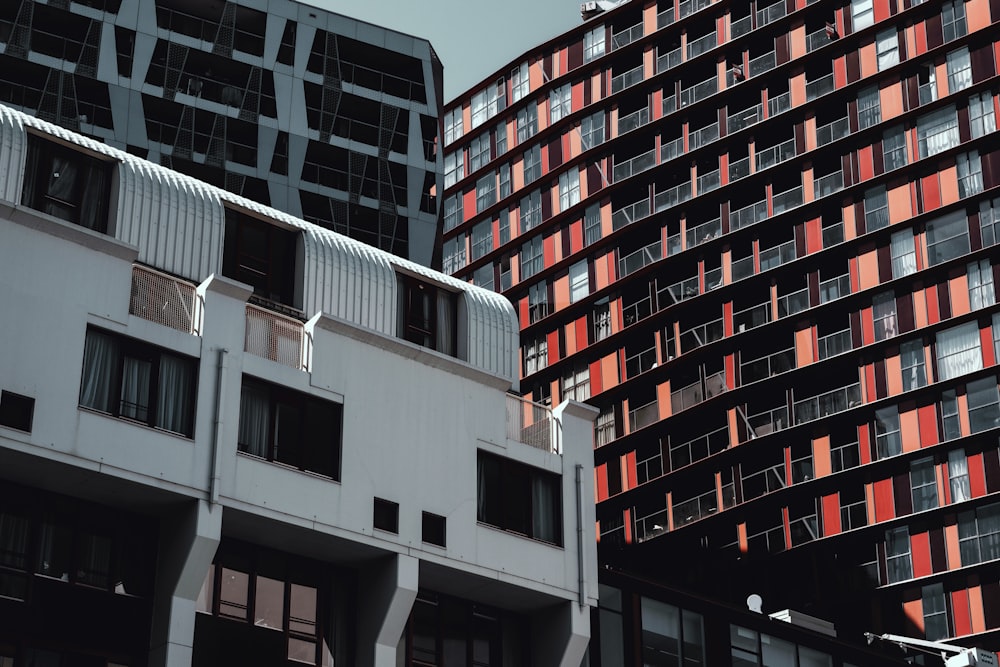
[918,107,959,157]
[949,450,972,503]
[78,162,109,232]
[0,513,29,569]
[43,155,79,221]
[936,322,982,381]
[238,384,270,457]
[437,292,455,355]
[80,330,118,413]
[890,231,917,277]
[156,354,192,435]
[476,457,488,522]
[531,475,558,543]
[969,260,995,310]
[119,356,151,422]
[978,505,1000,561]
[947,49,973,92]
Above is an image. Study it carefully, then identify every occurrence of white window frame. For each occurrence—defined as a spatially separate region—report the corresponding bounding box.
[584,25,606,63]
[444,151,463,188]
[511,62,530,103]
[559,169,581,211]
[519,235,544,279]
[851,0,874,30]
[943,0,968,42]
[946,48,973,93]
[581,111,605,150]
[891,229,917,277]
[917,105,959,158]
[549,84,572,124]
[469,133,490,173]
[969,92,997,139]
[926,211,970,266]
[935,321,983,381]
[857,85,881,129]
[882,124,907,171]
[957,150,984,198]
[968,259,995,310]
[901,339,927,391]
[444,108,464,146]
[876,29,899,70]
[569,259,589,303]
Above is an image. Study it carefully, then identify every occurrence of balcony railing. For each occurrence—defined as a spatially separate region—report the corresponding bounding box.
[748,50,777,77]
[625,345,658,378]
[687,32,717,59]
[742,463,786,500]
[747,405,788,438]
[506,393,555,453]
[814,171,844,197]
[729,156,751,181]
[805,73,835,101]
[612,22,643,50]
[618,107,650,135]
[662,93,677,115]
[728,103,763,133]
[756,138,796,171]
[612,198,651,231]
[611,63,645,93]
[756,0,786,26]
[629,399,659,432]
[657,7,675,29]
[680,318,724,352]
[704,267,723,291]
[816,117,850,146]
[919,81,937,105]
[686,217,722,249]
[777,287,810,317]
[613,148,657,182]
[772,185,803,214]
[819,274,851,303]
[634,508,669,543]
[697,169,721,194]
[679,76,718,107]
[793,383,862,425]
[129,264,199,334]
[741,348,794,384]
[659,276,700,305]
[673,485,734,528]
[730,15,752,38]
[731,255,754,281]
[790,513,820,546]
[660,136,684,162]
[657,47,683,73]
[245,303,307,370]
[619,241,662,277]
[822,220,845,246]
[689,123,720,149]
[767,91,791,116]
[759,239,796,271]
[817,328,852,360]
[622,294,653,327]
[730,199,768,230]
[654,181,692,211]
[805,27,832,52]
[734,301,771,333]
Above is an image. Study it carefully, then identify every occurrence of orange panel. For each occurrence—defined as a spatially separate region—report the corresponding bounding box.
[865,483,877,525]
[804,116,817,152]
[563,322,577,357]
[901,408,921,453]
[950,273,971,317]
[623,451,638,490]
[859,423,872,465]
[859,41,878,79]
[790,72,806,107]
[575,317,588,352]
[802,166,815,202]
[656,380,672,420]
[858,249,879,289]
[594,252,610,290]
[936,62,950,100]
[623,508,633,544]
[922,173,941,211]
[858,145,875,182]
[601,353,619,391]
[914,22,928,56]
[814,436,832,477]
[822,494,841,535]
[569,219,584,253]
[925,285,941,324]
[834,56,848,90]
[903,599,924,634]
[789,24,806,59]
[795,327,815,367]
[913,287,929,328]
[595,465,609,501]
[861,305,875,345]
[725,354,736,390]
[844,203,857,240]
[546,329,560,364]
[939,165,960,206]
[874,478,895,522]
[958,393,972,437]
[952,589,973,636]
[969,452,987,498]
[945,523,962,569]
[873,0,891,21]
[967,0,991,31]
[589,359,603,395]
[888,182,912,224]
[462,188,476,221]
[970,585,986,634]
[806,217,823,253]
[912,531,932,577]
[863,364,877,403]
[553,275,569,311]
[849,256,861,293]
[643,3,657,41]
[886,354,903,396]
[738,522,748,554]
[918,404,939,447]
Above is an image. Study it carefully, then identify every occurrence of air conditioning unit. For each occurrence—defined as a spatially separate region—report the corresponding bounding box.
[825,22,838,39]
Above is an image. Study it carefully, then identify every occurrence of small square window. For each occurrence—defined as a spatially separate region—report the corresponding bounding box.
[422,512,446,547]
[0,391,34,432]
[374,498,399,534]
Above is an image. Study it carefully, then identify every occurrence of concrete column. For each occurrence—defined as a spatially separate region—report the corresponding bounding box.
[531,600,592,667]
[148,500,222,667]
[356,553,419,667]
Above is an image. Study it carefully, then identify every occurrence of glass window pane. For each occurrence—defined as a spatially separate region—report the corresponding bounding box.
[255,575,285,630]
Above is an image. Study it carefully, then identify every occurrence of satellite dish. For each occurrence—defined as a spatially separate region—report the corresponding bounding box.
[747,593,763,613]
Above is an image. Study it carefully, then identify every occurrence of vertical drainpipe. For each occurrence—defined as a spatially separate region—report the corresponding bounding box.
[210,348,228,505]
[576,463,585,608]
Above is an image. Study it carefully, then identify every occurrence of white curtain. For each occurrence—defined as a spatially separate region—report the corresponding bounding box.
[918,107,959,158]
[157,354,192,434]
[890,231,917,277]
[969,260,996,310]
[949,450,972,503]
[119,356,151,421]
[947,49,973,92]
[936,322,983,381]
[531,475,558,543]
[80,330,118,413]
[238,384,270,457]
[436,292,455,356]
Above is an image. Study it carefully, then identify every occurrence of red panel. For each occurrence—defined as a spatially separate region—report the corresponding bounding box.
[849,256,860,293]
[623,508,633,544]
[575,317,589,352]
[834,56,848,89]
[725,354,736,390]
[873,0,891,21]
[518,297,529,328]
[969,453,988,498]
[546,329,560,364]
[864,364,877,403]
[543,233,556,267]
[540,144,550,174]
[952,589,973,636]
[982,326,997,367]
[806,217,823,253]
[922,173,941,211]
[926,285,941,324]
[861,305,875,345]
[859,423,872,465]
[569,219,584,253]
[858,145,875,181]
[874,478,895,522]
[462,188,476,220]
[589,359,603,395]
[914,22,928,56]
[911,531,932,578]
[918,404,939,447]
[624,451,638,490]
[595,464,609,502]
[782,506,792,550]
[572,82,584,112]
[723,301,734,336]
[822,494,842,535]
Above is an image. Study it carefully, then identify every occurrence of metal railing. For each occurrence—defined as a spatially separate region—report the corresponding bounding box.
[660,136,684,162]
[670,425,729,470]
[816,117,850,146]
[704,267,723,292]
[506,393,555,453]
[805,73,835,101]
[729,156,751,181]
[687,32,717,59]
[728,103,764,133]
[659,276,700,306]
[789,514,820,546]
[772,185,803,214]
[733,301,771,333]
[806,27,832,52]
[822,220,845,247]
[634,508,669,543]
[245,304,307,370]
[625,345,658,378]
[618,107,650,135]
[730,199,768,230]
[612,148,657,182]
[129,265,199,335]
[657,47,683,74]
[817,328,852,360]
[756,138,796,171]
[686,217,722,249]
[654,181,692,211]
[748,50,777,77]
[759,239,796,271]
[673,487,729,528]
[756,0,786,26]
[690,123,720,150]
[777,287,810,317]
[680,318,724,352]
[611,63,645,93]
[742,463,786,500]
[741,348,794,384]
[611,22,643,50]
[611,198,651,231]
[662,93,677,115]
[767,91,791,116]
[731,255,754,282]
[793,383,862,425]
[814,171,844,197]
[730,15,752,39]
[747,405,788,438]
[619,241,662,277]
[629,399,659,432]
[679,76,718,107]
[697,169,721,194]
[657,6,675,29]
[819,274,851,303]
[622,294,653,327]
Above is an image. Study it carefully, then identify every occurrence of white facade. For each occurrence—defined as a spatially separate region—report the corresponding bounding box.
[0,103,597,667]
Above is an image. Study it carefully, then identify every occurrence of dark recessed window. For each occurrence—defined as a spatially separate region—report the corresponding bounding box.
[0,391,34,432]
[374,498,399,534]
[222,209,298,307]
[477,452,562,545]
[421,512,446,547]
[79,328,197,436]
[237,377,342,480]
[396,273,457,356]
[21,135,113,232]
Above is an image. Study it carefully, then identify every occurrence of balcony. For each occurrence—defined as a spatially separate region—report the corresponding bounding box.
[611,63,645,93]
[793,383,862,425]
[730,199,768,230]
[129,264,199,334]
[680,318,724,352]
[678,0,711,19]
[759,239,796,271]
[622,293,654,327]
[747,405,788,438]
[817,328,852,360]
[789,513,820,546]
[679,76,718,108]
[805,27,833,53]
[814,171,844,198]
[734,301,771,333]
[704,267,723,291]
[506,393,555,453]
[742,462,786,500]
[612,198,651,231]
[654,181,693,211]
[729,156,751,181]
[634,508,669,543]
[673,485,735,528]
[756,138,796,171]
[730,15,752,39]
[777,287,809,317]
[686,217,722,249]
[618,107,650,135]
[662,93,678,115]
[805,73,835,101]
[670,425,729,469]
[659,275,701,305]
[619,241,662,277]
[657,6,675,29]
[629,399,660,432]
[657,47,683,74]
[731,255,754,281]
[728,104,764,133]
[816,117,850,146]
[689,123,720,150]
[741,348,794,384]
[819,274,851,303]
[755,0,786,26]
[625,345,658,378]
[822,220,845,246]
[613,148,657,182]
[687,32,717,59]
[772,185,803,215]
[611,22,643,50]
[767,91,791,116]
[697,169,721,195]
[245,304,307,370]
[748,50,777,77]
[660,136,684,162]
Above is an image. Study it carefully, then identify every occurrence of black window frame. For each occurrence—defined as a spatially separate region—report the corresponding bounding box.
[476,451,562,546]
[222,208,298,308]
[397,273,458,356]
[21,134,113,233]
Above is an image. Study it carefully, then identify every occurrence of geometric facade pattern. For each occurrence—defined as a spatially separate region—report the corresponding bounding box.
[443,0,1000,653]
[0,0,443,264]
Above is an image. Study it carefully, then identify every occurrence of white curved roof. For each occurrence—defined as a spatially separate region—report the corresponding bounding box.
[0,104,519,383]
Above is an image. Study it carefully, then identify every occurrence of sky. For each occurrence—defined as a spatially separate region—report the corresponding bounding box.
[309,0,584,101]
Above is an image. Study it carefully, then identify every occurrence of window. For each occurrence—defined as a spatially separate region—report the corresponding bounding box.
[499,163,511,198]
[942,0,967,42]
[477,452,561,544]
[969,259,995,310]
[922,584,949,640]
[516,104,538,144]
[995,313,1000,362]
[443,194,463,232]
[967,376,1000,433]
[584,25,605,62]
[942,389,961,440]
[949,449,971,503]
[559,169,581,210]
[397,274,457,355]
[406,592,517,666]
[641,598,705,666]
[982,197,1000,247]
[444,108,463,145]
[471,82,504,129]
[857,85,881,129]
[864,186,888,231]
[891,229,917,277]
[498,254,512,290]
[442,236,466,274]
[873,291,898,341]
[851,0,874,30]
[471,220,493,261]
[874,406,902,459]
[237,377,342,479]
[885,526,912,583]
[499,208,511,245]
[911,457,938,511]
[592,297,611,342]
[918,63,938,104]
[476,174,497,212]
[969,92,996,139]
[959,502,1000,565]
[957,150,984,198]
[569,260,589,302]
[561,365,591,402]
[946,48,972,92]
[511,62,529,102]
[595,407,616,447]
[581,111,605,150]
[0,391,34,433]
[444,151,463,188]
[494,122,508,157]
[421,512,446,547]
[527,281,549,323]
[79,328,196,436]
[373,498,399,533]
[926,211,970,266]
[520,190,542,232]
[222,209,297,307]
[936,321,982,381]
[522,145,541,183]
[883,125,907,171]
[469,133,490,172]
[876,30,899,70]
[730,626,830,667]
[21,135,112,233]
[917,106,959,158]
[550,84,572,124]
[523,335,547,375]
[519,235,544,279]
[473,264,494,291]
[901,339,927,391]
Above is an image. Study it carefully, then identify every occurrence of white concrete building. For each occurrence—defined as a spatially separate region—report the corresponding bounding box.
[0,103,598,667]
